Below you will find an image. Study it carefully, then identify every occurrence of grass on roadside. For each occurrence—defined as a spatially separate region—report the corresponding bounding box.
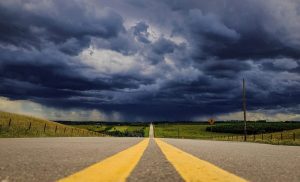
[0,111,102,138]
[154,122,300,146]
[219,129,300,146]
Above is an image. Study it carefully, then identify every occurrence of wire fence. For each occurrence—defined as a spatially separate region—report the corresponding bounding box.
[0,118,102,137]
[213,132,299,144]
[153,125,299,145]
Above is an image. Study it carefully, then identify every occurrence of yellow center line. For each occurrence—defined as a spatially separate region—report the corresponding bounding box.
[155,139,247,182]
[58,138,149,182]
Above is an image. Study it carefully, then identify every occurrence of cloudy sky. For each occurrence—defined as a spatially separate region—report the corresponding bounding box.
[0,0,300,121]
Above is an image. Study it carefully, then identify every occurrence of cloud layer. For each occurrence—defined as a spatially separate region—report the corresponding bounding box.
[0,0,299,121]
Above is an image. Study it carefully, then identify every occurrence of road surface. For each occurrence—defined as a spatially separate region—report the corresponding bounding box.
[162,138,300,182]
[0,124,299,182]
[0,137,142,182]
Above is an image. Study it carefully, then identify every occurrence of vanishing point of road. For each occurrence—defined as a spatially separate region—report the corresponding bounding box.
[0,124,299,182]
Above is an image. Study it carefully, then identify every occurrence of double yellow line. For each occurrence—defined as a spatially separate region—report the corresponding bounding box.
[59,138,247,182]
[59,139,149,182]
[156,139,246,182]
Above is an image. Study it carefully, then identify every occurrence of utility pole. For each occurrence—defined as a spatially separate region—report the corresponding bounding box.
[243,79,247,141]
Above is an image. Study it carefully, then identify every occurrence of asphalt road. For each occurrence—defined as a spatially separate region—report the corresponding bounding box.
[162,138,300,182]
[0,137,142,182]
[0,127,299,182]
[128,123,183,181]
[128,139,183,182]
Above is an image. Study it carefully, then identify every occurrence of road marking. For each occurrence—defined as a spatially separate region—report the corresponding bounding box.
[155,139,247,182]
[58,139,149,182]
[149,123,154,138]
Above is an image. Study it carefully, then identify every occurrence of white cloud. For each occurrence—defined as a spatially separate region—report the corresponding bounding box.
[79,48,147,76]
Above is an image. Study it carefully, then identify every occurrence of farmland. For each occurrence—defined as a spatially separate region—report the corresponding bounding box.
[70,123,149,137]
[209,122,300,134]
[0,111,102,137]
[218,128,300,145]
[153,123,237,139]
[0,111,149,138]
[154,122,300,145]
[1,110,299,145]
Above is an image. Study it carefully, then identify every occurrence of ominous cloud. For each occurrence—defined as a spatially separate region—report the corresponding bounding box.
[0,0,299,121]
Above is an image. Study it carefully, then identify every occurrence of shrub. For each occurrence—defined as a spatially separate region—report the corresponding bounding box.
[207,122,300,134]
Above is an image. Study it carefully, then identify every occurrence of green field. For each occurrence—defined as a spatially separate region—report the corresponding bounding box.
[0,111,102,137]
[216,128,300,146]
[154,123,238,139]
[73,124,149,137]
[209,122,300,134]
[2,110,299,145]
[154,122,300,145]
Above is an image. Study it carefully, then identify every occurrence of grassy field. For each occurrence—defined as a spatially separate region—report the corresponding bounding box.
[154,122,300,145]
[154,123,238,139]
[2,111,298,145]
[73,124,149,137]
[216,128,300,146]
[0,111,102,138]
[209,122,300,134]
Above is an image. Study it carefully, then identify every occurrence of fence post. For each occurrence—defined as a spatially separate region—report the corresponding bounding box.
[8,119,12,127]
[177,127,179,138]
[28,122,32,131]
[293,133,296,141]
[71,128,73,134]
[43,124,47,133]
[55,126,57,133]
[280,133,283,140]
[270,134,272,140]
[261,133,264,140]
[64,128,66,134]
[0,124,2,132]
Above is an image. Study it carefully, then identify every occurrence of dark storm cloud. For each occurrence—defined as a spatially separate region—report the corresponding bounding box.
[260,58,299,72]
[132,22,151,44]
[152,38,177,55]
[0,1,124,54]
[0,78,80,100]
[154,0,300,61]
[201,59,252,78]
[0,0,300,120]
[144,37,179,64]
